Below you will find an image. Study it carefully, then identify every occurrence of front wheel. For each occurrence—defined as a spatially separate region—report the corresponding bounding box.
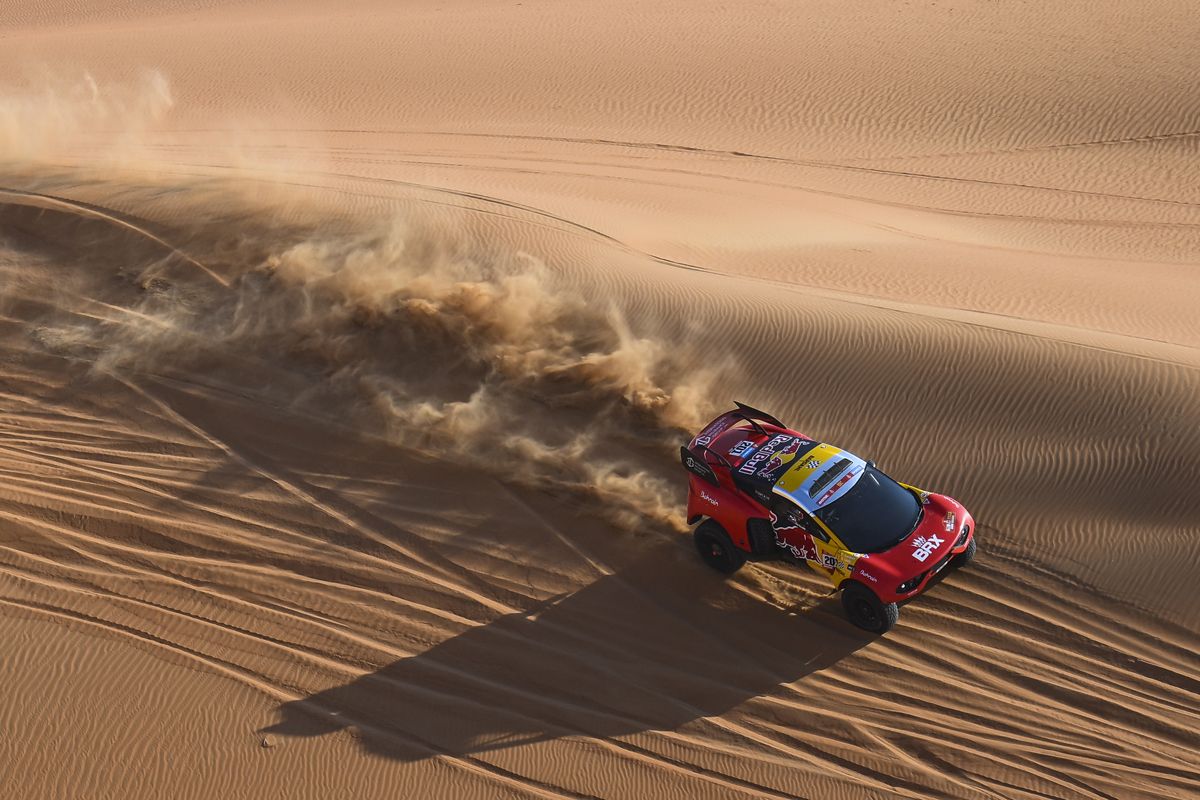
[952,535,977,569]
[693,521,746,575]
[841,581,899,634]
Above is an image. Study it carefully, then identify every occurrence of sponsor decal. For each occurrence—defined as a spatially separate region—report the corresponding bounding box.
[738,434,792,475]
[772,511,817,562]
[682,451,716,482]
[694,416,735,447]
[780,438,806,456]
[728,439,755,457]
[757,438,812,478]
[700,490,719,506]
[801,457,821,471]
[911,534,944,562]
[752,437,817,478]
[943,511,956,532]
[774,529,815,561]
[859,570,878,584]
[757,455,784,476]
[820,553,845,571]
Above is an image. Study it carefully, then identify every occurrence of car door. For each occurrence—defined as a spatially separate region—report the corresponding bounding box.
[769,499,818,563]
[803,510,859,586]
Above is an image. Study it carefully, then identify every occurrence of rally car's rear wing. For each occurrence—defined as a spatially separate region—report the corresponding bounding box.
[683,402,787,484]
[688,401,786,449]
[734,401,784,429]
[680,445,721,486]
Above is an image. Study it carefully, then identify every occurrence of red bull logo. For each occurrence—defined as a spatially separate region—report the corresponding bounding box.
[738,434,792,475]
[758,455,783,475]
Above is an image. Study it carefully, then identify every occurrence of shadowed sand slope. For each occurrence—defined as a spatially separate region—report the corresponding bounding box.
[2,2,1200,799]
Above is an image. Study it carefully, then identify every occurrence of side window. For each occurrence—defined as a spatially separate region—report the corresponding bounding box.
[768,501,816,537]
[771,499,829,542]
[770,498,796,527]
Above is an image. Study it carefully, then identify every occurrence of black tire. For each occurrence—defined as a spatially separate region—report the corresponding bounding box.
[693,520,746,575]
[952,535,977,569]
[841,581,899,634]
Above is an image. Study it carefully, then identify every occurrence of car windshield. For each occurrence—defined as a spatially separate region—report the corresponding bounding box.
[812,465,921,553]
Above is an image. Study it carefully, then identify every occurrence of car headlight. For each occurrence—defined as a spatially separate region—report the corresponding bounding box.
[896,573,925,593]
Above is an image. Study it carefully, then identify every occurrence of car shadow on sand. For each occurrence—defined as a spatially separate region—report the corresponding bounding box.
[261,550,873,763]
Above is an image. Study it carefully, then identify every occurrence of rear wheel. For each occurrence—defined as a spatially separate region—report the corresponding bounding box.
[841,581,899,634]
[693,521,746,575]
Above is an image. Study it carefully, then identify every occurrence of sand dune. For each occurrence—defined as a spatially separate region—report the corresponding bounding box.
[1,2,1198,799]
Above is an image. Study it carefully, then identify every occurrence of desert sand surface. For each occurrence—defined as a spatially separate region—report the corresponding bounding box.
[1,2,1198,799]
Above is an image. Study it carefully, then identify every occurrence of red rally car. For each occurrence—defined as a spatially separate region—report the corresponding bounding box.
[681,403,977,633]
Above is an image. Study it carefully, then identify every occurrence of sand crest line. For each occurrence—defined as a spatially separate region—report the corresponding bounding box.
[0,186,229,287]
